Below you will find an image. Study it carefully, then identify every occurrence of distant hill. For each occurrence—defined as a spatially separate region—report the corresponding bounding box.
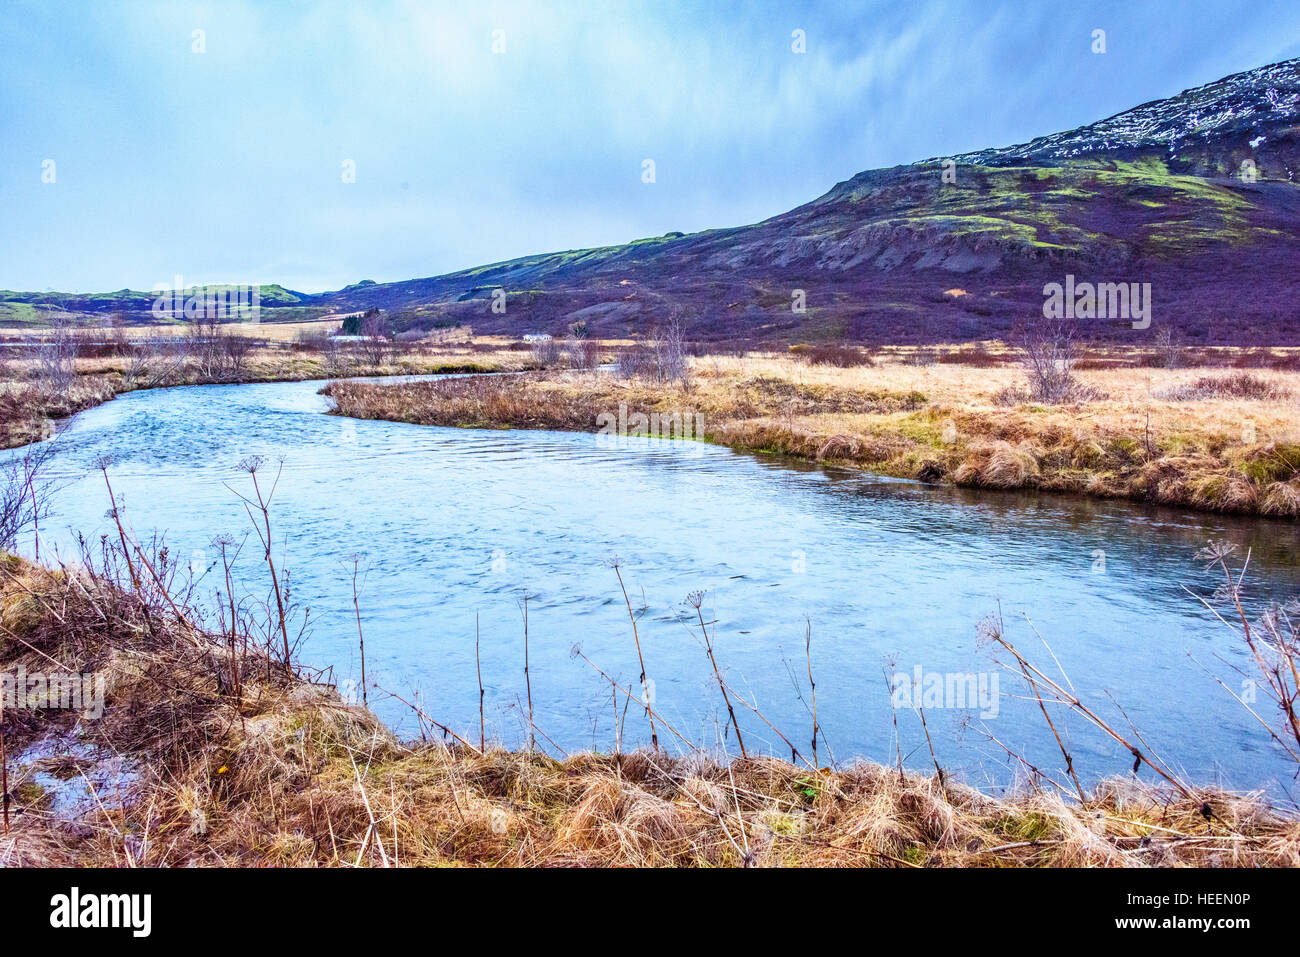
[10,58,1300,344]
[0,284,310,326]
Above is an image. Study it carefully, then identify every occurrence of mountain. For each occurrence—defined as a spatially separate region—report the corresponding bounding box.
[8,58,1300,344]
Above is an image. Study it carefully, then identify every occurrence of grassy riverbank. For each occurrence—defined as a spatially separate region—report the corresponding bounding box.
[0,336,535,450]
[2,549,1298,867]
[325,350,1300,518]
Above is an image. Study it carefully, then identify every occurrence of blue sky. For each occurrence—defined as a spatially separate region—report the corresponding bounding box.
[3,0,1299,293]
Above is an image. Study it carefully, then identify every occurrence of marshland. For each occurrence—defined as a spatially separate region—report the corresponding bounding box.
[1,322,1299,866]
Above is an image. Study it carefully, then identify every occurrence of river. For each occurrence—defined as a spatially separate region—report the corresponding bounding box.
[9,376,1300,793]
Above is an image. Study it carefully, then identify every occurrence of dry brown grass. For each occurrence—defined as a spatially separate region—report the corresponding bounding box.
[1,552,1296,868]
[0,378,117,447]
[325,351,1300,518]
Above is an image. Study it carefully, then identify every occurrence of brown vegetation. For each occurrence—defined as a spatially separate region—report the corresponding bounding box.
[2,539,1298,867]
[1154,372,1293,402]
[792,343,875,367]
[325,350,1300,518]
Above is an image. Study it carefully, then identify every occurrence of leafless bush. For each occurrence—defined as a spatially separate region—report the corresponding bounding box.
[1,443,56,553]
[649,315,691,386]
[184,316,230,380]
[802,343,873,367]
[119,339,182,389]
[359,314,392,367]
[178,316,261,382]
[614,321,692,385]
[616,342,653,379]
[1154,372,1291,402]
[937,344,1004,367]
[296,325,337,350]
[1154,326,1182,369]
[992,384,1029,407]
[1016,318,1084,403]
[530,337,560,366]
[1193,543,1300,766]
[324,338,357,377]
[222,329,254,379]
[37,313,78,395]
[566,335,600,371]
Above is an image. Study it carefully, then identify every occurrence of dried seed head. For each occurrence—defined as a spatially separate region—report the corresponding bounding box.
[1194,540,1237,565]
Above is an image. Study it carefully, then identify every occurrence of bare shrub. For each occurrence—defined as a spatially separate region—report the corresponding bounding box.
[937,344,1003,368]
[1015,319,1087,403]
[616,343,653,379]
[295,325,338,350]
[37,313,78,395]
[1,443,56,552]
[530,337,560,366]
[184,315,232,381]
[992,384,1029,407]
[119,339,182,389]
[222,329,254,379]
[1154,372,1292,402]
[566,335,600,371]
[359,314,392,367]
[325,338,357,377]
[803,343,873,368]
[1153,326,1182,369]
[649,315,690,386]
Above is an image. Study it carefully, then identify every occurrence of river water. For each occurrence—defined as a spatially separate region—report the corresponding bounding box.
[10,376,1300,793]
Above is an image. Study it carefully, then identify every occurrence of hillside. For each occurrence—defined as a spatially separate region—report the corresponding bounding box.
[9,58,1300,344]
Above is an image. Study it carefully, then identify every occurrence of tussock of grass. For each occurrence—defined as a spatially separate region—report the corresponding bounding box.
[953,440,1040,489]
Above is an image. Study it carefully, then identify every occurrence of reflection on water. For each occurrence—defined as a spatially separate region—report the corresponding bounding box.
[9,377,1300,793]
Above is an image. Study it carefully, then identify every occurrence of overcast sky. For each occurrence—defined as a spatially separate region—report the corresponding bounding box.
[4,0,1299,293]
